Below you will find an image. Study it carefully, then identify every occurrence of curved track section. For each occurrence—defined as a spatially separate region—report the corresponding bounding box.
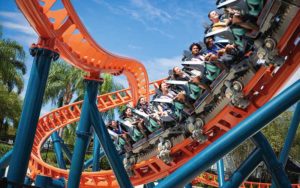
[28,47,299,187]
[192,172,300,188]
[16,0,149,103]
[16,0,300,187]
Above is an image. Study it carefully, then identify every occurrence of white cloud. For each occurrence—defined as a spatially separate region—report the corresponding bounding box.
[143,55,182,81]
[130,0,172,23]
[0,11,37,46]
[128,44,142,50]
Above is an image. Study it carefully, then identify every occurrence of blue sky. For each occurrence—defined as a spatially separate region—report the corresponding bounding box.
[0,0,299,115]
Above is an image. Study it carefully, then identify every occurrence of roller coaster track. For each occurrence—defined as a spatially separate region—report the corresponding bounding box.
[192,173,300,188]
[15,0,300,187]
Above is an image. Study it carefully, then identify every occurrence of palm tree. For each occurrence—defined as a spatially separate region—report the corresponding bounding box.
[0,27,26,136]
[0,38,26,94]
[43,60,84,107]
[43,60,124,144]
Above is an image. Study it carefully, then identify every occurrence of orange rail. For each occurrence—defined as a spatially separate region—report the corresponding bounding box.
[192,173,300,188]
[15,0,300,187]
[27,47,300,187]
[16,0,149,104]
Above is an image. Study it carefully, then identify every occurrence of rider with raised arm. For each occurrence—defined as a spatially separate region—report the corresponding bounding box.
[122,107,148,138]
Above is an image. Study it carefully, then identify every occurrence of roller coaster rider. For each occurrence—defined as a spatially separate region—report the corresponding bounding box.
[122,107,148,138]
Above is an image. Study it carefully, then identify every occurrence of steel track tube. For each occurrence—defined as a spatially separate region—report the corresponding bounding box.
[51,132,66,169]
[156,80,300,188]
[90,103,133,188]
[252,132,291,187]
[7,48,58,185]
[92,132,101,171]
[83,149,104,169]
[217,159,225,186]
[0,150,13,169]
[222,148,262,188]
[67,80,99,188]
[59,137,73,162]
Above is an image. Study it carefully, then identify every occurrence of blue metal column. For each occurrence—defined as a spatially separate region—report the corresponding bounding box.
[7,47,58,185]
[252,132,291,187]
[222,148,262,188]
[0,168,5,178]
[184,183,193,188]
[156,80,300,188]
[92,132,101,171]
[90,103,133,188]
[0,150,13,169]
[83,149,104,169]
[59,138,72,162]
[217,159,225,186]
[0,149,13,178]
[67,79,98,188]
[35,175,65,188]
[279,102,300,166]
[51,131,66,169]
[144,182,155,188]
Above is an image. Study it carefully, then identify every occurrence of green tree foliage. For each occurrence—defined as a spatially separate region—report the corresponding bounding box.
[228,110,300,176]
[0,27,26,137]
[43,60,84,107]
[262,110,300,161]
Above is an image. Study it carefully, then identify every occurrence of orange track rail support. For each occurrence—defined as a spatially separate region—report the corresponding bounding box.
[16,0,150,104]
[15,0,300,187]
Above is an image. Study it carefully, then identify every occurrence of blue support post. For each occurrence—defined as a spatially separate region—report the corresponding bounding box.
[144,182,155,188]
[156,80,300,188]
[0,168,5,178]
[51,131,67,169]
[252,132,291,187]
[217,159,225,186]
[222,148,262,188]
[84,149,104,169]
[59,138,72,162]
[67,79,98,188]
[0,150,13,169]
[184,183,193,188]
[92,132,101,171]
[7,47,58,186]
[279,102,300,166]
[35,175,65,188]
[90,103,133,188]
[24,176,33,185]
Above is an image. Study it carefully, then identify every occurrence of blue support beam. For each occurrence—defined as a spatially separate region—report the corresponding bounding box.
[59,138,73,162]
[83,149,105,169]
[92,132,101,171]
[144,182,155,188]
[156,80,300,188]
[217,159,225,186]
[35,175,65,188]
[24,176,33,185]
[184,183,193,188]
[0,168,5,178]
[0,150,13,169]
[252,132,291,187]
[67,79,98,188]
[7,47,58,186]
[90,103,133,188]
[279,102,300,166]
[51,131,66,169]
[222,148,262,188]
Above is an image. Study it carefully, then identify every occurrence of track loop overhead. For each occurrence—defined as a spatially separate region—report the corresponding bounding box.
[16,0,149,103]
